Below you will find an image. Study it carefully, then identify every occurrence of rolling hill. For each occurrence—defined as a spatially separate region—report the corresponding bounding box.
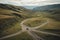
[0,3,60,40]
[33,4,60,11]
[32,4,60,21]
[0,3,32,37]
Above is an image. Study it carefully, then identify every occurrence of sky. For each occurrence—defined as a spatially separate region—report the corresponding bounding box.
[0,0,60,6]
[0,0,60,9]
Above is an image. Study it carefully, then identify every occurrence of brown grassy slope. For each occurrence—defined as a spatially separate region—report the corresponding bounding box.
[0,3,32,37]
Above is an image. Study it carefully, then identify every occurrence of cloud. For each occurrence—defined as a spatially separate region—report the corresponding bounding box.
[0,0,60,6]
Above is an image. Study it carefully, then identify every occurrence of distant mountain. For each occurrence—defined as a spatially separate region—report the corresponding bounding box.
[33,4,60,21]
[24,6,37,9]
[33,4,60,11]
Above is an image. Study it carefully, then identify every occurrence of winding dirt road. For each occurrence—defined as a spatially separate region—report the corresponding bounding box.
[0,18,60,40]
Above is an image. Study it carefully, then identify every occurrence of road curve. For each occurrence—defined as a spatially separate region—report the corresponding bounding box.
[0,18,49,40]
[33,20,48,29]
[20,18,48,40]
[0,18,39,40]
[20,18,49,30]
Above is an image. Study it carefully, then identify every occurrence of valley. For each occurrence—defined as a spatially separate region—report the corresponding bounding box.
[0,3,60,40]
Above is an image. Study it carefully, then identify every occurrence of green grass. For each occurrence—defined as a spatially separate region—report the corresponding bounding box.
[37,18,60,30]
[24,17,47,27]
[0,7,30,37]
[0,17,22,37]
[40,29,60,34]
[33,31,60,40]
[4,32,33,40]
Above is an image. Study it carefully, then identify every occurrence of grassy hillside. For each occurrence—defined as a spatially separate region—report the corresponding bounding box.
[34,31,60,40]
[0,3,32,37]
[4,32,33,40]
[46,9,60,21]
[0,3,60,40]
